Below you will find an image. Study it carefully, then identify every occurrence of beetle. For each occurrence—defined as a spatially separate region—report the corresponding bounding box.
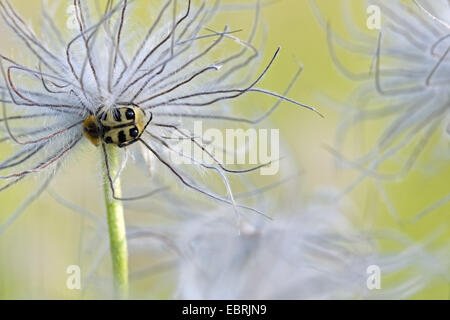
[83,104,152,148]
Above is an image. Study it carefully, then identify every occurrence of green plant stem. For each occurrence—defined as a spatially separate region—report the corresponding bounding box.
[102,145,129,299]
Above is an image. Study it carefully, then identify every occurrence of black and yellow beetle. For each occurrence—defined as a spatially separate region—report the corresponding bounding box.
[83,104,152,148]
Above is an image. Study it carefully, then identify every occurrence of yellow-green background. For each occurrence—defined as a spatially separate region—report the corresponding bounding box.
[0,0,448,299]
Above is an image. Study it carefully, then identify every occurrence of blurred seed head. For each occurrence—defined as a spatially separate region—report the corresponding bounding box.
[308,0,450,224]
[332,0,449,173]
[165,200,449,299]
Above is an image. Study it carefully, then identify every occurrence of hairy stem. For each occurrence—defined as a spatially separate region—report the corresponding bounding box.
[102,145,129,299]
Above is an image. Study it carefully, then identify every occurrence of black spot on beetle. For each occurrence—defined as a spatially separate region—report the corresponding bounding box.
[105,137,113,144]
[118,130,127,143]
[129,127,139,138]
[125,108,135,120]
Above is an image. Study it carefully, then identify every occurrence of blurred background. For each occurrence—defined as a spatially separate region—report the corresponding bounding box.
[0,0,448,299]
